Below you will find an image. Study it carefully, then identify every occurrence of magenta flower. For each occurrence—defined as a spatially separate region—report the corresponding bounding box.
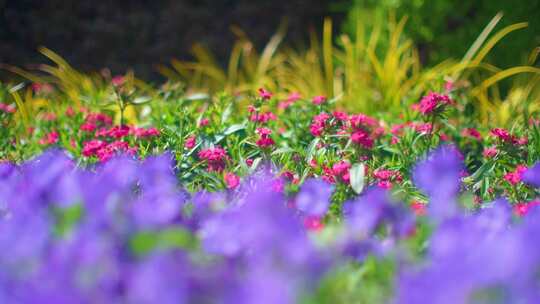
[312,95,327,105]
[185,135,196,149]
[351,129,373,149]
[198,147,228,172]
[503,165,527,185]
[38,131,59,146]
[224,172,240,189]
[256,127,275,148]
[413,92,453,115]
[258,88,273,100]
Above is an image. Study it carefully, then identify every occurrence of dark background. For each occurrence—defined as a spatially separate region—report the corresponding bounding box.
[1,0,538,82]
[0,0,340,80]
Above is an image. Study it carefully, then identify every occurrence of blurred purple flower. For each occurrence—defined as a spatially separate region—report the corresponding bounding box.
[413,145,463,220]
[295,178,334,216]
[522,162,540,188]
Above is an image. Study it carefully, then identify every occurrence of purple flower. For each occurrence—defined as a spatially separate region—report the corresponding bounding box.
[413,145,463,220]
[295,178,334,216]
[522,162,540,188]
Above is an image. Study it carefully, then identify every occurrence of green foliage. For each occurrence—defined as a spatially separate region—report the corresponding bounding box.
[341,0,540,68]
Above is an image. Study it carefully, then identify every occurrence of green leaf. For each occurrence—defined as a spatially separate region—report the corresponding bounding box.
[221,103,233,124]
[305,138,320,162]
[9,82,25,93]
[271,147,295,156]
[131,96,152,105]
[350,163,365,194]
[223,123,246,135]
[130,226,197,256]
[185,93,209,101]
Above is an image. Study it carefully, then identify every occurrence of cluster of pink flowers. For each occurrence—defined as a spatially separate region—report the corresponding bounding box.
[81,113,113,132]
[82,139,136,162]
[349,114,380,149]
[310,113,332,137]
[461,128,482,140]
[76,112,159,162]
[372,168,403,189]
[312,95,327,105]
[412,92,453,115]
[504,165,528,185]
[38,131,59,145]
[278,92,301,110]
[255,127,275,148]
[322,160,351,184]
[0,103,16,114]
[249,111,276,124]
[198,147,229,172]
[490,128,528,145]
[390,122,435,144]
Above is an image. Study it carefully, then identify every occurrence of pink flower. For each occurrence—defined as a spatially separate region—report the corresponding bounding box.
[81,122,96,132]
[490,128,511,142]
[373,169,395,180]
[351,129,373,149]
[112,75,125,87]
[349,114,378,128]
[413,92,453,115]
[132,127,160,138]
[65,106,75,117]
[310,113,332,137]
[85,113,112,125]
[312,95,327,105]
[32,83,53,94]
[224,172,240,189]
[106,125,130,138]
[198,147,228,172]
[199,118,209,127]
[42,113,57,121]
[444,80,454,92]
[333,111,348,121]
[258,88,273,100]
[332,161,351,176]
[246,158,254,167]
[483,147,498,158]
[410,201,426,216]
[414,122,433,134]
[504,165,528,185]
[256,127,275,148]
[278,92,301,110]
[185,135,196,149]
[439,132,450,141]
[377,180,392,189]
[303,216,325,231]
[513,200,540,217]
[82,140,107,157]
[515,137,528,145]
[0,103,16,114]
[38,131,59,145]
[250,111,276,124]
[461,128,482,140]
